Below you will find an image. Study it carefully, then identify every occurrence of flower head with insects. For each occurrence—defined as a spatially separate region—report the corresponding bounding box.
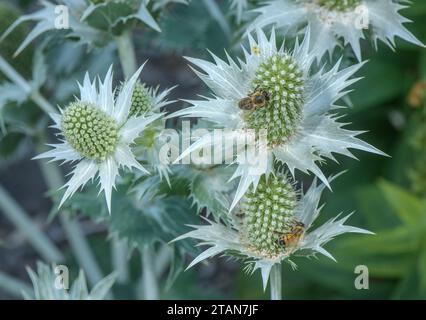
[171,28,385,210]
[35,64,164,212]
[247,0,424,61]
[174,172,372,289]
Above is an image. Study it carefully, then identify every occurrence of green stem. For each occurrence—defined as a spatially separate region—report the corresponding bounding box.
[111,234,129,284]
[141,246,159,300]
[111,29,139,283]
[270,264,282,300]
[0,184,64,262]
[0,55,55,116]
[115,31,137,79]
[0,271,32,298]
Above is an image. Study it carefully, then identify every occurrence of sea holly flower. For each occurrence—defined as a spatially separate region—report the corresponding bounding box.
[130,81,177,183]
[174,173,372,289]
[23,262,115,300]
[247,0,424,61]
[171,28,385,210]
[34,64,164,212]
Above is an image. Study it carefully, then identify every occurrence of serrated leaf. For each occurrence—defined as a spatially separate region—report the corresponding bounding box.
[61,182,199,255]
[133,4,161,32]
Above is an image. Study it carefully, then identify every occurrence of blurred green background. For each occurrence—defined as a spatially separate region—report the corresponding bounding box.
[0,0,425,300]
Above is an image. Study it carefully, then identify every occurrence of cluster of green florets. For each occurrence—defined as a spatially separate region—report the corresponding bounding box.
[61,102,118,161]
[130,82,153,117]
[240,175,298,257]
[315,0,361,11]
[247,53,305,147]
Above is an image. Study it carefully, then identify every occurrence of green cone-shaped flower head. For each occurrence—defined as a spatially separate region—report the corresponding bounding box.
[315,0,361,11]
[246,53,305,146]
[61,102,119,161]
[240,174,298,258]
[130,81,153,117]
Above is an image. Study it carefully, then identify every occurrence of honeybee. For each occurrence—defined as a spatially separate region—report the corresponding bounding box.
[276,220,305,249]
[238,87,270,111]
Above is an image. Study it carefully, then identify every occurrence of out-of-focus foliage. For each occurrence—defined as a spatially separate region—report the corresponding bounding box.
[24,262,115,300]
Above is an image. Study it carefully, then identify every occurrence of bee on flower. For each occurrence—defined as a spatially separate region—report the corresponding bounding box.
[174,173,372,290]
[34,64,165,213]
[171,28,386,210]
[247,0,424,61]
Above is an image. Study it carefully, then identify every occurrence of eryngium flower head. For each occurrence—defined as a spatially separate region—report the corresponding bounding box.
[247,0,424,61]
[174,173,372,289]
[172,28,385,210]
[130,80,177,183]
[35,64,163,212]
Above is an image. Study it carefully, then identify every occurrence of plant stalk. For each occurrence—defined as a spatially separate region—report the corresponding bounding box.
[111,234,129,284]
[270,264,282,300]
[115,31,137,79]
[141,246,159,300]
[0,184,64,262]
[111,29,140,283]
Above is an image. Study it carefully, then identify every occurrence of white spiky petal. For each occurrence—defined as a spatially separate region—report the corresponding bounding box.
[130,84,177,185]
[174,176,372,290]
[247,0,424,61]
[171,28,385,210]
[34,64,164,213]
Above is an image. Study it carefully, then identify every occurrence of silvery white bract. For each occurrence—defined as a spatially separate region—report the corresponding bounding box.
[34,64,163,213]
[131,84,177,185]
[174,177,372,290]
[171,28,385,211]
[247,0,424,61]
[23,262,115,300]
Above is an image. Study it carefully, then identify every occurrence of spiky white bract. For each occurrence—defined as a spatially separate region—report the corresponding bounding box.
[247,0,424,61]
[171,28,385,210]
[23,262,115,300]
[130,82,177,184]
[34,64,163,213]
[174,174,372,290]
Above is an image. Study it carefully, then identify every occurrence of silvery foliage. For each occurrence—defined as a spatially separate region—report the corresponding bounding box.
[23,262,115,300]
